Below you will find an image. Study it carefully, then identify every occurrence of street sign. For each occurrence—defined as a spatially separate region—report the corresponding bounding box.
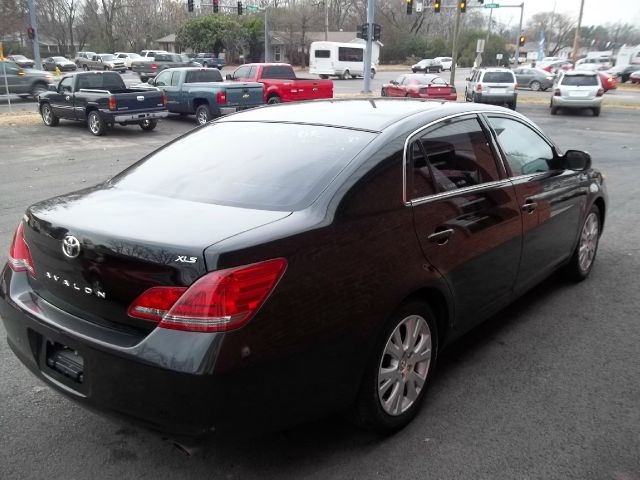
[484,3,500,8]
[246,4,261,12]
[476,39,485,53]
[496,53,503,59]
[416,1,423,12]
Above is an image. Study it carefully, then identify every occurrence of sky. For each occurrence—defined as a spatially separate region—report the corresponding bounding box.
[488,0,640,28]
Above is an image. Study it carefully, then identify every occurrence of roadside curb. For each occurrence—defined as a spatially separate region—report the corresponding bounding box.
[0,111,41,126]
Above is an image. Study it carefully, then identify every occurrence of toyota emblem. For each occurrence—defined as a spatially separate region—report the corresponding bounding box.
[62,235,81,258]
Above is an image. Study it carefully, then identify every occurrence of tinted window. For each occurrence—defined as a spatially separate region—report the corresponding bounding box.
[248,66,257,78]
[233,66,251,78]
[561,75,598,86]
[155,54,170,61]
[409,141,436,199]
[112,123,376,210]
[76,73,126,90]
[487,116,556,176]
[482,72,515,83]
[154,71,172,86]
[417,117,499,192]
[338,47,363,62]
[261,66,296,79]
[99,54,115,61]
[315,50,330,58]
[185,69,223,82]
[170,71,180,86]
[59,76,74,92]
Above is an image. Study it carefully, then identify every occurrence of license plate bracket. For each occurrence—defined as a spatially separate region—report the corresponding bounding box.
[45,341,85,384]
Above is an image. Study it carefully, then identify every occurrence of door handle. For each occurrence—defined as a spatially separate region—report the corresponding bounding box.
[521,201,538,213]
[428,228,454,245]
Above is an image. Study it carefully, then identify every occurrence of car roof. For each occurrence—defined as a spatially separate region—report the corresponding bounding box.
[217,99,512,133]
[564,70,598,76]
[479,68,513,72]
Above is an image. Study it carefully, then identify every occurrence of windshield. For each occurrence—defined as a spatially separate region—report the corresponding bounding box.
[561,75,598,86]
[99,54,115,61]
[112,122,376,210]
[12,55,27,60]
[410,76,446,85]
[129,53,141,59]
[53,57,67,62]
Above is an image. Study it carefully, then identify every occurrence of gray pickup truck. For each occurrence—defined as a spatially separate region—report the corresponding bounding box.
[38,71,168,135]
[131,53,199,82]
[0,60,54,98]
[145,67,264,124]
[81,53,127,72]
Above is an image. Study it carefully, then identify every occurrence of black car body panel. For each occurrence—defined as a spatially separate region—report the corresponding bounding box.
[0,99,607,436]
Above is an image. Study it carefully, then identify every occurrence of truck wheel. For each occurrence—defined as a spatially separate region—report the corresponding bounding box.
[87,111,106,136]
[140,76,148,83]
[139,119,157,131]
[319,74,329,79]
[40,103,59,127]
[30,83,48,98]
[551,106,559,115]
[592,107,601,117]
[267,95,281,105]
[203,62,209,68]
[195,104,212,125]
[341,69,350,80]
[83,64,89,71]
[381,88,386,96]
[370,69,375,79]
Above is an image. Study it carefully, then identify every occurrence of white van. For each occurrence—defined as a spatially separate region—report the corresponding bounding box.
[309,41,378,80]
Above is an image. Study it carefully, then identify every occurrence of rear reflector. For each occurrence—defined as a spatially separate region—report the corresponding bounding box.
[554,89,561,96]
[128,258,287,332]
[151,63,157,69]
[162,94,167,106]
[8,222,36,278]
[475,83,482,92]
[217,91,227,104]
[597,88,604,96]
[108,96,117,111]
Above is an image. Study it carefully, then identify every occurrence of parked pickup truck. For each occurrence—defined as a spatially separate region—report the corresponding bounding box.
[131,53,200,82]
[81,53,127,72]
[226,63,333,104]
[38,71,168,136]
[144,67,263,125]
[192,53,225,69]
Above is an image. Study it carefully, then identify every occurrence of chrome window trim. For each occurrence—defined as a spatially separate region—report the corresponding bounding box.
[409,179,513,207]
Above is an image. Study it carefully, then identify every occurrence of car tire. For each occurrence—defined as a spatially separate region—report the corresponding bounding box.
[530,80,541,91]
[412,68,417,73]
[267,94,281,105]
[508,101,517,110]
[139,119,157,131]
[592,107,601,117]
[83,64,89,71]
[350,300,438,434]
[195,104,212,125]
[341,69,350,80]
[551,106,559,115]
[30,83,48,98]
[87,110,106,136]
[203,62,208,68]
[351,74,358,79]
[381,88,386,96]
[564,204,601,282]
[370,69,375,80]
[320,74,329,79]
[40,103,59,127]
[140,76,148,83]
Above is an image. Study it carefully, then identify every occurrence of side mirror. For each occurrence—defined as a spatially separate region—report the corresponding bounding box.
[225,74,233,80]
[564,150,591,171]
[49,84,57,92]
[465,77,470,81]
[147,78,154,85]
[390,80,397,85]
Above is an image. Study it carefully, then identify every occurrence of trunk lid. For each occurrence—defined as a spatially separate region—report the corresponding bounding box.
[111,89,165,112]
[23,187,289,332]
[215,81,264,107]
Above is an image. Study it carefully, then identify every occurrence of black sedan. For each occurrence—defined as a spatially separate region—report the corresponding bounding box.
[7,54,35,68]
[0,100,607,437]
[43,56,77,72]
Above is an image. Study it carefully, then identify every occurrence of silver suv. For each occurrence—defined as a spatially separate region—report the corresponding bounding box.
[550,71,603,116]
[465,68,518,110]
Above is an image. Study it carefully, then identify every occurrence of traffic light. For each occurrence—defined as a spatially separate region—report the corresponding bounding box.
[406,0,413,15]
[361,23,369,40]
[519,35,525,46]
[26,26,35,40]
[459,1,466,12]
[434,0,441,12]
[187,0,193,12]
[237,1,243,14]
[373,24,382,41]
[213,0,219,12]
[478,0,484,4]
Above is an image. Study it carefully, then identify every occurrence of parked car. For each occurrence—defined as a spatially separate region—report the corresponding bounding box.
[604,64,638,83]
[630,70,640,84]
[192,53,225,69]
[82,54,126,72]
[145,67,263,124]
[114,52,142,69]
[513,67,555,91]
[7,54,34,68]
[598,71,617,91]
[433,57,453,71]
[74,51,96,68]
[139,50,169,61]
[411,59,443,73]
[381,74,456,100]
[37,71,168,135]
[550,70,604,116]
[539,60,573,74]
[226,63,333,104]
[0,60,54,98]
[131,53,199,82]
[0,99,606,436]
[42,56,77,72]
[464,68,518,109]
[575,57,612,71]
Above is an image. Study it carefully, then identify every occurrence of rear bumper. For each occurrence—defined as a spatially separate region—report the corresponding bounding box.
[475,93,517,104]
[551,96,603,108]
[113,110,169,122]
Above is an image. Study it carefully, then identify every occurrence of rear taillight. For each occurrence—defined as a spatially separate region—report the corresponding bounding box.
[597,88,604,97]
[554,89,561,96]
[475,83,482,92]
[162,94,167,106]
[216,91,226,104]
[450,86,456,94]
[128,258,287,332]
[514,84,519,90]
[8,222,36,278]
[151,63,157,69]
[108,96,117,111]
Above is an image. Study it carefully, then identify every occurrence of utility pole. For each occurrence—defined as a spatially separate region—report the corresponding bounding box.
[450,4,462,85]
[483,7,493,65]
[324,0,329,41]
[512,2,524,68]
[264,7,269,62]
[571,0,585,64]
[27,0,42,70]
[361,0,374,93]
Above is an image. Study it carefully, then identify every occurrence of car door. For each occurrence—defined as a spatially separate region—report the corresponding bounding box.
[408,114,522,328]
[152,70,178,112]
[0,61,21,93]
[388,75,405,97]
[516,68,532,87]
[232,65,252,81]
[484,114,587,292]
[50,76,76,119]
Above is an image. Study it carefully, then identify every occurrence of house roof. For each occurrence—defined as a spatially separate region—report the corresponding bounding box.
[269,31,358,45]
[156,34,176,43]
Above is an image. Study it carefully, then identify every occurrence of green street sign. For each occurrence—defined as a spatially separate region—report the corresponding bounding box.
[247,5,260,12]
[484,3,500,7]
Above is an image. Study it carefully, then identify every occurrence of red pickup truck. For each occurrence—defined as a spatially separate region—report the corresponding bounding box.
[226,63,333,104]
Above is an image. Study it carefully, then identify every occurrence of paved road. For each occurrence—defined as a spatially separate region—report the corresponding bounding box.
[0,106,639,479]
[3,67,640,113]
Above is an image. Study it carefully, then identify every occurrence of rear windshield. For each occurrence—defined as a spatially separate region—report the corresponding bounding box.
[561,75,598,86]
[410,76,447,85]
[482,72,515,83]
[112,122,376,210]
[185,69,223,82]
[261,66,296,79]
[76,73,126,90]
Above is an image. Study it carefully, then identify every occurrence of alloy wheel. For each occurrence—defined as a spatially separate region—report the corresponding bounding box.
[42,105,52,125]
[578,212,599,273]
[377,314,432,416]
[89,114,100,134]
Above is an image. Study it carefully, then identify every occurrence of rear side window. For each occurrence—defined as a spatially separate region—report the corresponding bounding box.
[112,123,376,210]
[561,75,598,86]
[185,69,223,83]
[314,50,330,58]
[482,72,515,83]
